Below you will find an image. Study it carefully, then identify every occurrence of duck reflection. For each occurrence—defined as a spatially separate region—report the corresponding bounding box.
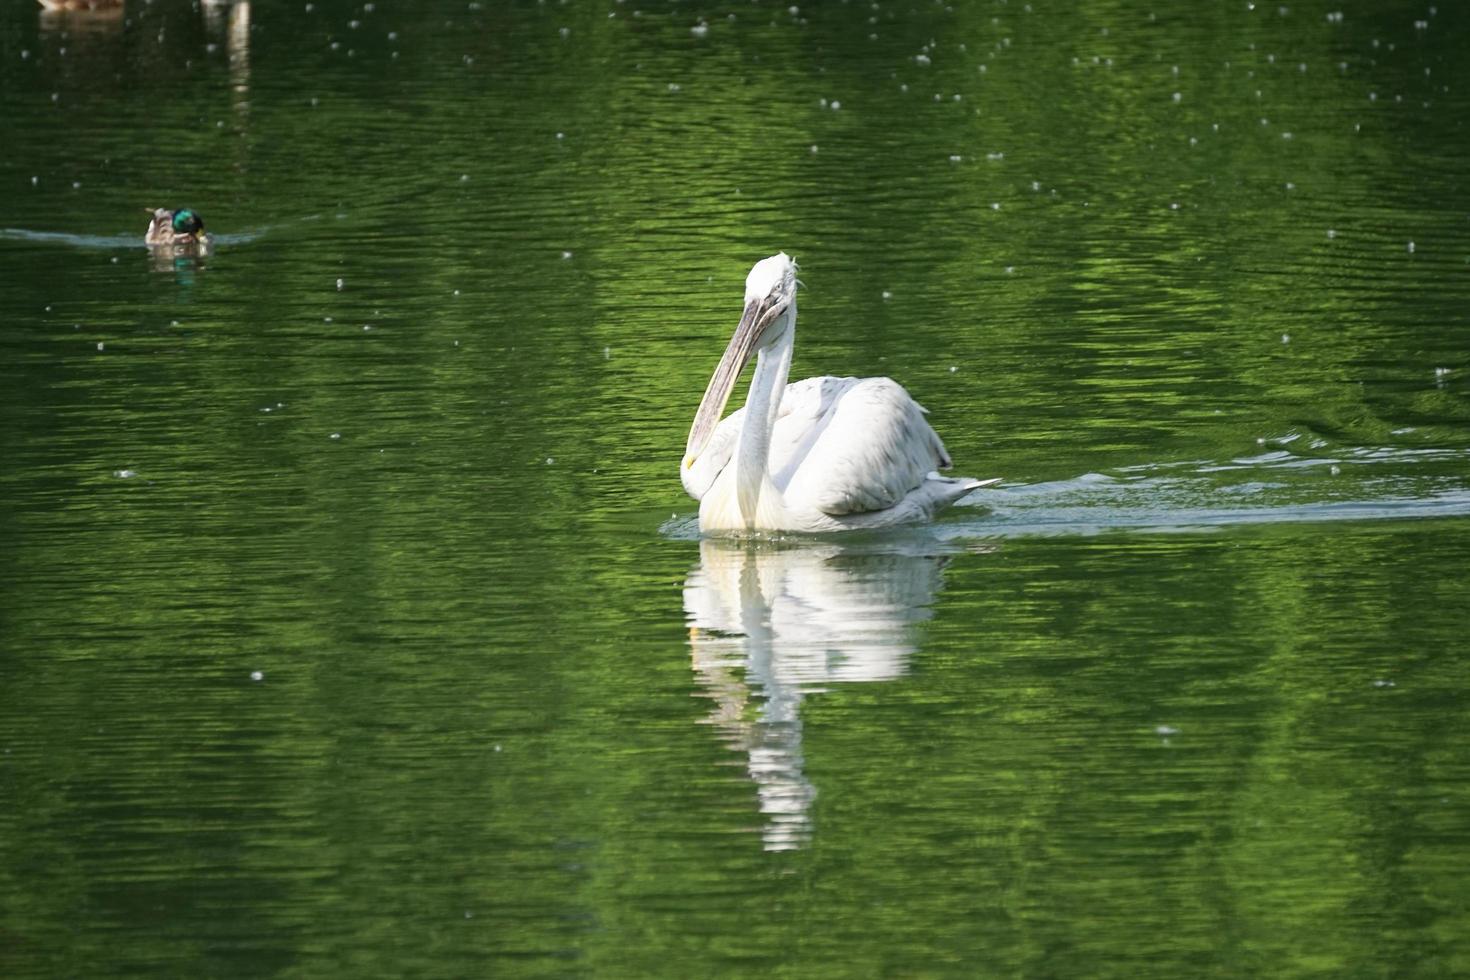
[684,537,965,851]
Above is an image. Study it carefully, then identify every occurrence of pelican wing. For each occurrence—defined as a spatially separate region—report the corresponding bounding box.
[773,377,952,517]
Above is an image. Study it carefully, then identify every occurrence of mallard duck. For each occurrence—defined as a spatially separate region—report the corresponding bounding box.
[145,208,213,249]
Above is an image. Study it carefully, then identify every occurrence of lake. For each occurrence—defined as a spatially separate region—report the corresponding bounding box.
[2,0,1469,976]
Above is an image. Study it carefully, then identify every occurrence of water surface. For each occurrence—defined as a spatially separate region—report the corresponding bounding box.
[2,1,1469,976]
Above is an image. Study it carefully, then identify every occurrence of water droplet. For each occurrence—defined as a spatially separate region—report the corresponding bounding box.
[250,670,264,682]
[330,432,342,440]
[336,277,344,290]
[114,469,136,479]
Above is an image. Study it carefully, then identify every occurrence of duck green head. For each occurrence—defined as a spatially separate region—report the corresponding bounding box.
[171,209,205,236]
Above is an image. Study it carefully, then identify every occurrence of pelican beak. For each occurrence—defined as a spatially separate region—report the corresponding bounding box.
[683,293,786,468]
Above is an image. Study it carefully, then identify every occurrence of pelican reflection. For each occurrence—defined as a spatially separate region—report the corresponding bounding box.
[684,537,971,850]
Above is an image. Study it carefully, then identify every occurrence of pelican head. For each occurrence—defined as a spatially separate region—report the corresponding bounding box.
[684,252,798,471]
[743,252,799,323]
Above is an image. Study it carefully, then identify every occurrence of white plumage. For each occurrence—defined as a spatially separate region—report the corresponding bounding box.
[683,538,946,848]
[681,253,997,533]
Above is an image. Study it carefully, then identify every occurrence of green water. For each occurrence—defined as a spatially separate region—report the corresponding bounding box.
[3,1,1470,976]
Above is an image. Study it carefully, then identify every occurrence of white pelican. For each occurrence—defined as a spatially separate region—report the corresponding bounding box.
[681,252,998,533]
